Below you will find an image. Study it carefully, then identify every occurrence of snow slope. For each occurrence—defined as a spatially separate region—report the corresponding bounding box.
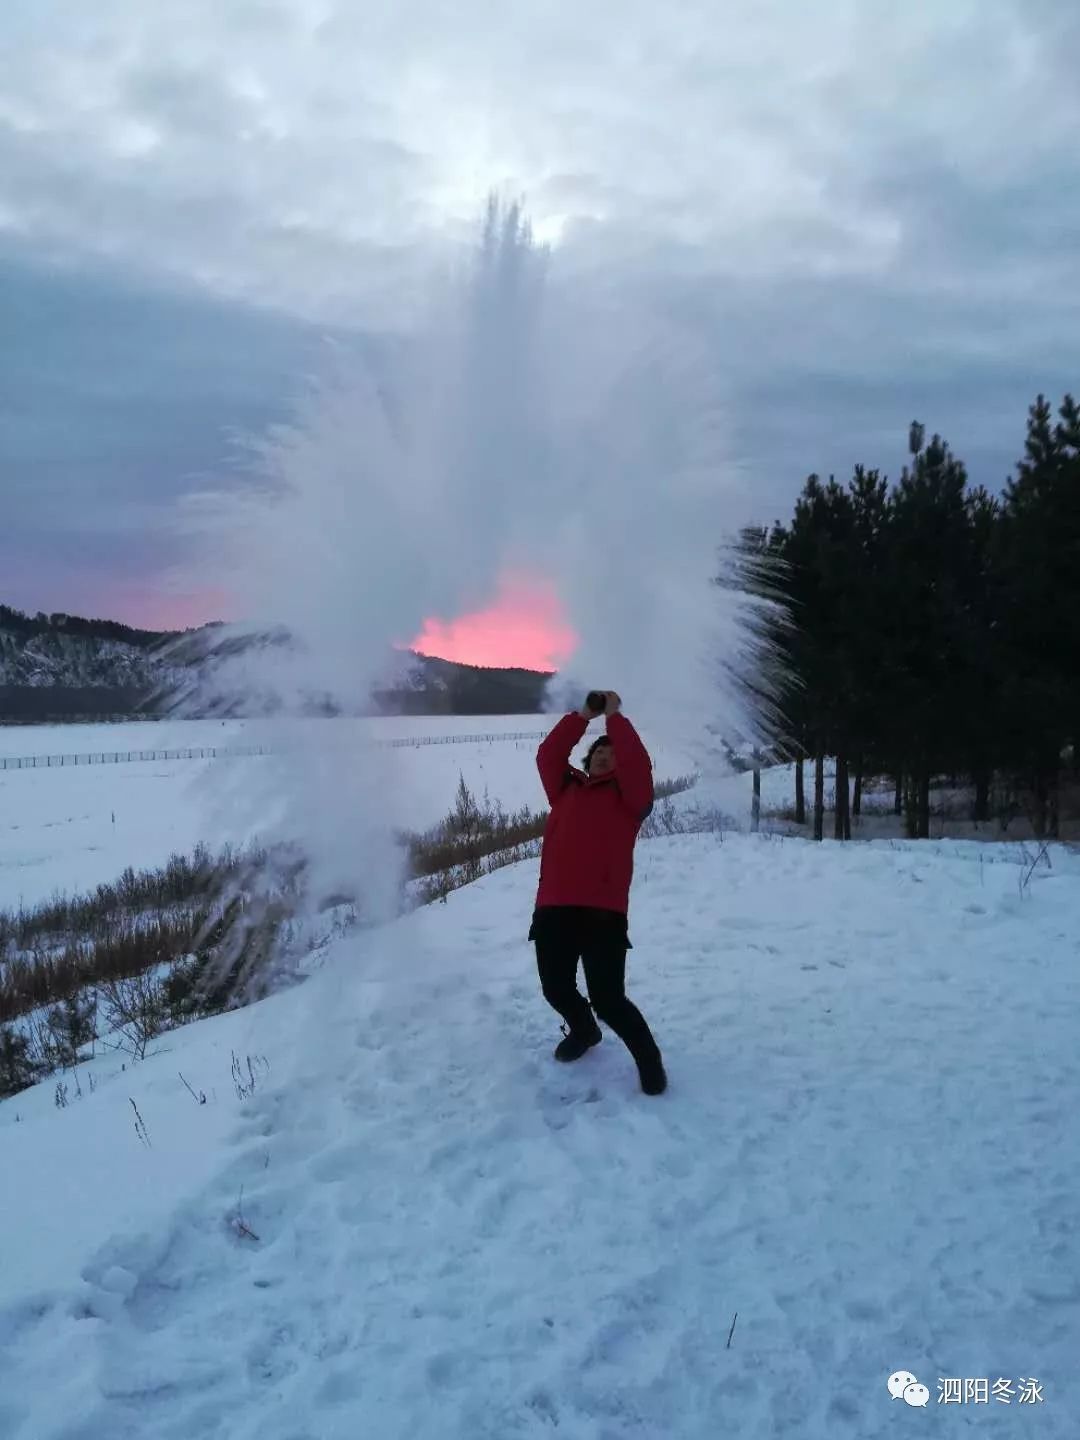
[3,831,1078,1437]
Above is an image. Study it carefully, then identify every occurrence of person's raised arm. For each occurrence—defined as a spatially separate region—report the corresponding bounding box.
[536,707,592,805]
[602,693,654,821]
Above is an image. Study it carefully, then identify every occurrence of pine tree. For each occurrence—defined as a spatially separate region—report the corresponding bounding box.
[884,433,971,837]
[998,395,1080,835]
[734,395,1079,842]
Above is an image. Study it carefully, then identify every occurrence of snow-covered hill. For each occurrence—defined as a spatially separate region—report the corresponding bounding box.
[0,612,194,720]
[0,610,550,719]
[0,631,164,690]
[2,831,1077,1438]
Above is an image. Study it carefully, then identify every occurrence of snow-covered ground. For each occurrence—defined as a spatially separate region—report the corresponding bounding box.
[0,716,701,913]
[0,715,556,759]
[2,828,1077,1437]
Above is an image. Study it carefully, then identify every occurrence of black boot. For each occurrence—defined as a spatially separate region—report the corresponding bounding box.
[554,1022,602,1062]
[636,1049,668,1095]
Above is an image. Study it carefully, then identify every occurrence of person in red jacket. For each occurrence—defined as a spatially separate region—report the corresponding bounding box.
[528,690,667,1095]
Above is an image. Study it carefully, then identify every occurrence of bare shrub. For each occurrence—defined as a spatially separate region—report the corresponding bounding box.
[231,1051,270,1101]
[405,775,545,879]
[130,1096,151,1148]
[100,971,166,1061]
[408,773,698,905]
[640,797,728,840]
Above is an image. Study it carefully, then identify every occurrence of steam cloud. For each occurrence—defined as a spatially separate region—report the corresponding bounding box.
[174,197,783,951]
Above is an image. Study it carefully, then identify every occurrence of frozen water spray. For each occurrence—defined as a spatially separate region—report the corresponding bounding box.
[170,195,787,1011]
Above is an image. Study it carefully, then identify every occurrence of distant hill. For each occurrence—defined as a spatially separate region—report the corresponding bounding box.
[0,605,553,722]
[374,653,554,716]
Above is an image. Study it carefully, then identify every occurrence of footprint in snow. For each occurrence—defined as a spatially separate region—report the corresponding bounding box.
[540,1085,603,1129]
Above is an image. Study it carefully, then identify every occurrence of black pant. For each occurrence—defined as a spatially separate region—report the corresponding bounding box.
[530,906,661,1063]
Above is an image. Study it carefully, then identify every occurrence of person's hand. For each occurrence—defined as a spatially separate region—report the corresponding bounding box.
[603,691,622,716]
[581,691,607,718]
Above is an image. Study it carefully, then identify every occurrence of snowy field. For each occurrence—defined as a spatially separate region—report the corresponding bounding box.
[0,716,700,913]
[2,829,1077,1437]
[0,714,568,759]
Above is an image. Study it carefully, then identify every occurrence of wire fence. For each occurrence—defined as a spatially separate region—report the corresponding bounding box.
[0,729,552,771]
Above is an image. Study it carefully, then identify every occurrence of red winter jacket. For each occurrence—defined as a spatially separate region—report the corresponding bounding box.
[534,711,654,915]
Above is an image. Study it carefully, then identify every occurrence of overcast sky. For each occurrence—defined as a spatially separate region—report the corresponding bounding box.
[2,0,1077,630]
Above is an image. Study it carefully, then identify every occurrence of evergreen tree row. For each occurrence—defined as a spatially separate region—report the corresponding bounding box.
[740,393,1079,839]
[0,604,175,648]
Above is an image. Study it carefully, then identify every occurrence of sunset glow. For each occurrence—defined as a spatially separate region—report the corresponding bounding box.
[404,574,577,672]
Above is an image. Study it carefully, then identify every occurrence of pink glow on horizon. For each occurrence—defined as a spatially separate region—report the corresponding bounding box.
[402,574,578,672]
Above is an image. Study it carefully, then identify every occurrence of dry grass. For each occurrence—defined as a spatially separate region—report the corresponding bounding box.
[403,771,698,899]
[0,770,699,1097]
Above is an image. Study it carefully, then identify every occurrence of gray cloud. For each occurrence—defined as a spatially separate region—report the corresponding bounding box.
[0,248,338,620]
[2,0,1074,316]
[1,0,1076,623]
